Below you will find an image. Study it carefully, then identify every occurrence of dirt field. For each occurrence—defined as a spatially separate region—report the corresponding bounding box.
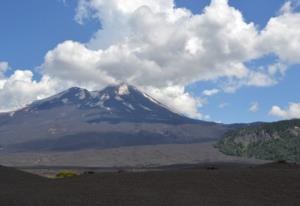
[1,163,300,206]
[0,143,268,167]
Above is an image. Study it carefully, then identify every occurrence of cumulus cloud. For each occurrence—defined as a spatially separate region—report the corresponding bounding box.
[219,102,229,109]
[259,11,300,64]
[1,0,300,119]
[249,102,259,113]
[0,61,9,77]
[203,89,219,96]
[268,63,287,76]
[246,71,277,87]
[42,0,261,118]
[280,1,293,14]
[143,85,207,119]
[0,69,59,112]
[279,0,300,14]
[222,70,277,93]
[51,0,258,87]
[269,103,300,119]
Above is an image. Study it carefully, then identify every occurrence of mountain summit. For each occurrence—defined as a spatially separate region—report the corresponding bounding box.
[0,84,228,152]
[28,84,198,124]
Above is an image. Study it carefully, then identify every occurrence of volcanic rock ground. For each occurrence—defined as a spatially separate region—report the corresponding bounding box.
[0,143,267,167]
[0,163,300,206]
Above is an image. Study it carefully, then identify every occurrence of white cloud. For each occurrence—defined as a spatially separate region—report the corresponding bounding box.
[43,41,118,89]
[259,11,300,64]
[280,1,293,14]
[246,71,277,87]
[0,70,59,112]
[0,61,9,77]
[268,63,287,76]
[143,85,207,119]
[69,0,259,85]
[222,70,277,93]
[203,89,219,96]
[1,0,300,119]
[219,102,229,109]
[249,102,259,113]
[269,103,300,119]
[75,0,175,48]
[280,0,300,14]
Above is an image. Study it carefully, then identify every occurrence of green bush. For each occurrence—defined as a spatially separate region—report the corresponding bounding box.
[56,171,78,178]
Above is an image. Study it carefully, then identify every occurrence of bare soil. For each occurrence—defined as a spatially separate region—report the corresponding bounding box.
[0,163,300,206]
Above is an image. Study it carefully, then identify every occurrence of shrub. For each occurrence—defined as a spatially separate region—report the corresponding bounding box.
[83,171,95,175]
[56,171,78,178]
[206,166,218,170]
[276,160,287,164]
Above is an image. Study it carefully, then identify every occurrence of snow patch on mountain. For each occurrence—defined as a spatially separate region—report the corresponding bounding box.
[35,90,66,104]
[76,89,86,100]
[115,96,123,101]
[118,84,130,96]
[90,91,99,99]
[123,102,135,110]
[101,94,110,101]
[140,104,152,111]
[62,98,69,104]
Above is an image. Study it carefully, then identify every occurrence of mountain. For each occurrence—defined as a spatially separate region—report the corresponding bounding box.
[29,84,200,124]
[0,84,228,152]
[216,119,300,162]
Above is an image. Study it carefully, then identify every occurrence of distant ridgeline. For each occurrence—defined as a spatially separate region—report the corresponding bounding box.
[216,119,300,163]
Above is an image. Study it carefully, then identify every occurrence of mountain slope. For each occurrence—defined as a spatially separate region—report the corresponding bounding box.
[28,84,200,124]
[0,84,228,152]
[216,119,300,162]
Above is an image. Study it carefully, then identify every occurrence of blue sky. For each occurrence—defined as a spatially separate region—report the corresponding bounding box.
[0,0,299,123]
[187,67,300,123]
[0,0,98,69]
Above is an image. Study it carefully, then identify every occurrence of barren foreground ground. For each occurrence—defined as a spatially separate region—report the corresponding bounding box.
[1,163,300,206]
[0,143,267,167]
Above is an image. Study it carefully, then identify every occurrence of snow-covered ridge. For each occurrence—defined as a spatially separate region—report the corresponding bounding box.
[33,87,87,105]
[76,89,87,100]
[21,83,186,120]
[1,83,199,125]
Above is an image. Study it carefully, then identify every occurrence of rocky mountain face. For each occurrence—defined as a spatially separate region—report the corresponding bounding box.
[28,84,201,124]
[216,119,300,162]
[0,84,228,152]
